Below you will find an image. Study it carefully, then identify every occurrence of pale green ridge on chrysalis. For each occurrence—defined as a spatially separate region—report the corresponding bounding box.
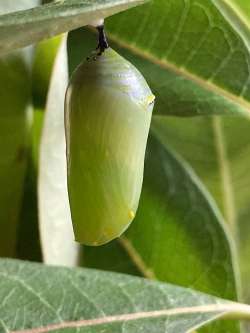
[65,48,155,246]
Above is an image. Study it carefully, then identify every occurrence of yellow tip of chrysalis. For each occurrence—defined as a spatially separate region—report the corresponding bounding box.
[129,210,135,219]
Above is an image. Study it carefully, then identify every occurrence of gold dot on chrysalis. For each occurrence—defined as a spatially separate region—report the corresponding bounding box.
[147,94,155,106]
[129,210,135,219]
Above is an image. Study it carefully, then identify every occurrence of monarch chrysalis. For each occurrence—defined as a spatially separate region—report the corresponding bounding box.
[65,42,155,246]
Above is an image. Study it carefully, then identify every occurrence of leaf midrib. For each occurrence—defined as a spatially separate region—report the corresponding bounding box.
[10,303,250,333]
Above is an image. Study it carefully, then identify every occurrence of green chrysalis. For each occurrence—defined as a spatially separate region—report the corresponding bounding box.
[65,47,155,246]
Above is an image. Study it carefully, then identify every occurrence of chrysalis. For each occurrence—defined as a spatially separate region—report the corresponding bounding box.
[65,37,155,246]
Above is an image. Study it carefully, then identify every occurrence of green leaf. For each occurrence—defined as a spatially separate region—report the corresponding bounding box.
[151,115,250,308]
[212,0,250,51]
[0,259,250,333]
[103,0,250,117]
[0,0,148,56]
[131,130,238,297]
[38,36,80,266]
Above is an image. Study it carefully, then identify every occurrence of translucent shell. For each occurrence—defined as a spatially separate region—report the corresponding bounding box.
[65,48,155,246]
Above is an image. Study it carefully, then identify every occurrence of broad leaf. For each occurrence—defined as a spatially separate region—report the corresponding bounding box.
[38,36,79,266]
[104,0,250,117]
[0,0,148,56]
[0,259,249,333]
[151,115,250,307]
